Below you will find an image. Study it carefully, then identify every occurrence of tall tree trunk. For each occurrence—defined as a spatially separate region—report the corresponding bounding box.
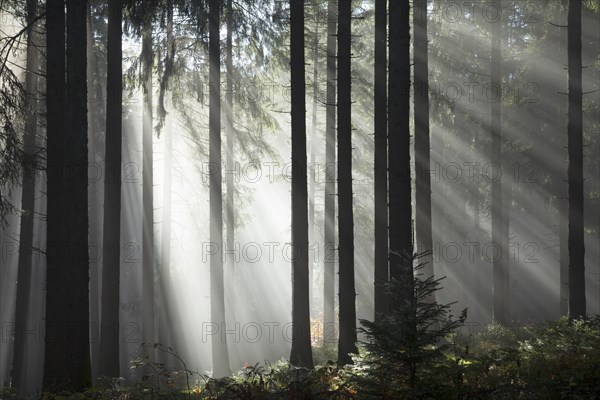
[209,0,231,377]
[142,19,156,358]
[414,0,434,287]
[158,0,175,367]
[373,0,388,320]
[388,0,413,296]
[337,0,357,366]
[473,172,483,319]
[323,0,337,344]
[225,0,236,331]
[289,0,313,369]
[551,0,569,318]
[12,0,39,393]
[44,0,92,392]
[86,0,100,379]
[308,5,319,319]
[159,112,173,364]
[567,0,585,320]
[490,1,507,325]
[99,0,123,378]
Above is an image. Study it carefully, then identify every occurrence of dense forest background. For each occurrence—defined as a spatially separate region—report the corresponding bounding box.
[0,0,598,398]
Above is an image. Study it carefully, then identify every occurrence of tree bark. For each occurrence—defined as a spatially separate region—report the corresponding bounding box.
[308,3,319,319]
[414,0,434,289]
[142,18,156,358]
[158,0,175,367]
[289,0,314,369]
[490,1,507,325]
[323,0,337,345]
[567,0,585,320]
[388,0,413,298]
[86,0,100,379]
[337,0,357,366]
[44,0,92,392]
[209,0,231,377]
[99,0,123,378]
[373,0,388,320]
[225,0,236,332]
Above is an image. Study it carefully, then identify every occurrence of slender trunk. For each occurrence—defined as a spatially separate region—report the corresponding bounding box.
[99,0,122,378]
[209,0,231,377]
[12,0,39,393]
[225,0,236,330]
[553,0,569,318]
[559,190,569,316]
[44,0,92,392]
[86,0,100,379]
[490,2,506,325]
[337,0,357,366]
[567,0,585,320]
[308,6,319,319]
[373,0,388,320]
[157,0,174,366]
[323,0,337,345]
[289,0,314,369]
[388,0,413,297]
[160,109,173,363]
[414,0,434,287]
[142,19,156,357]
[473,172,482,320]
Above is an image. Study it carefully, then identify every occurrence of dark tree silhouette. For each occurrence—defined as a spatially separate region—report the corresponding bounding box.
[142,17,156,358]
[86,0,102,376]
[43,0,67,390]
[99,0,123,378]
[337,0,357,366]
[373,0,388,320]
[388,0,413,299]
[308,1,319,318]
[12,0,39,394]
[158,0,175,366]
[557,0,569,317]
[289,0,313,369]
[567,0,585,320]
[490,0,508,325]
[414,0,434,289]
[323,0,337,344]
[209,0,231,377]
[44,0,92,392]
[225,0,236,329]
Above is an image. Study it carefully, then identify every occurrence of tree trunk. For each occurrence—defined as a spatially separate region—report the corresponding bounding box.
[86,0,100,379]
[158,0,175,367]
[209,0,231,377]
[490,1,507,325]
[142,19,156,358]
[323,0,337,345]
[414,0,434,289]
[337,0,357,366]
[388,0,413,297]
[12,0,39,393]
[225,0,236,332]
[549,0,569,318]
[289,0,314,369]
[567,0,585,320]
[159,109,174,365]
[373,0,388,320]
[44,0,92,392]
[99,0,122,378]
[308,4,319,319]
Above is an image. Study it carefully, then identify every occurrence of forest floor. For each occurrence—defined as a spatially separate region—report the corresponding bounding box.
[3,317,599,400]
